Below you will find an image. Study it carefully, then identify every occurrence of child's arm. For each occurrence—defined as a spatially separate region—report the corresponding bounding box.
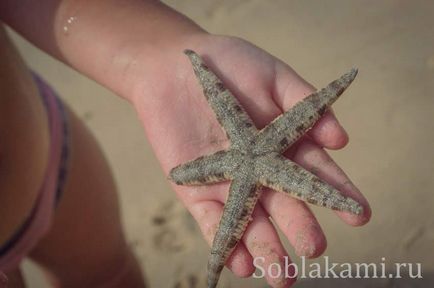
[0,0,204,101]
[1,1,370,287]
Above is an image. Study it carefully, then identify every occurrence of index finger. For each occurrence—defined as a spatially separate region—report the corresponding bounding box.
[273,63,350,150]
[291,139,371,225]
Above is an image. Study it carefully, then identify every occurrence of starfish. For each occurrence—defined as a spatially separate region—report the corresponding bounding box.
[169,50,363,288]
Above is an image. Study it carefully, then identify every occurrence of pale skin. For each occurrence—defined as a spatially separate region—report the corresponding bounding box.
[0,1,371,287]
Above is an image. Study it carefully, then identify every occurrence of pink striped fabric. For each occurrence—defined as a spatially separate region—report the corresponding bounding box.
[0,77,64,273]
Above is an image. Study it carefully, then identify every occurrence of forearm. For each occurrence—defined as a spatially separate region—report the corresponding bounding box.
[0,0,207,101]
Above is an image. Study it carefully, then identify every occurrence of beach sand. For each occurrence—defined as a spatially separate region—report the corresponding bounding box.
[8,0,434,287]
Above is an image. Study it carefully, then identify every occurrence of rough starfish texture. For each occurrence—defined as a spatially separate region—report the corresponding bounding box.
[169,50,362,288]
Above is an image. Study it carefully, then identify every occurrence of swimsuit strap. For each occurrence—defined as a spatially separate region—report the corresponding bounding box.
[0,72,69,272]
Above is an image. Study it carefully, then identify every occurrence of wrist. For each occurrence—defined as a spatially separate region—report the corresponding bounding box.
[56,1,210,103]
[128,31,213,106]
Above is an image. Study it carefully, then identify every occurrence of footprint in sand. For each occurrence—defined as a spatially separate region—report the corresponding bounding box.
[173,274,208,288]
[151,200,198,253]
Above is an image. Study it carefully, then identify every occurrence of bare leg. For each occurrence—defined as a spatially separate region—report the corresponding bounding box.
[0,25,145,288]
[29,107,146,288]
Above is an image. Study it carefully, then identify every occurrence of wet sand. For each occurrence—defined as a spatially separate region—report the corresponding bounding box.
[8,1,434,287]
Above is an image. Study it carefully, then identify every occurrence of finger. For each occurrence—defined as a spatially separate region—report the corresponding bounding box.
[242,203,296,288]
[273,63,349,149]
[260,188,327,258]
[188,199,255,277]
[292,139,371,225]
[175,182,230,204]
[311,109,349,149]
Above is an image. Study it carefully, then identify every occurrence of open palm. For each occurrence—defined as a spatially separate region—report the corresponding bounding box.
[132,35,370,287]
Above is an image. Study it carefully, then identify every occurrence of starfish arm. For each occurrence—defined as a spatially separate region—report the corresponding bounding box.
[207,173,261,288]
[255,69,358,154]
[185,50,257,148]
[257,154,363,215]
[169,150,234,185]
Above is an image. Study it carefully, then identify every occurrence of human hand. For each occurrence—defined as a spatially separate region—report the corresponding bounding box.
[0,0,370,285]
[132,34,371,287]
